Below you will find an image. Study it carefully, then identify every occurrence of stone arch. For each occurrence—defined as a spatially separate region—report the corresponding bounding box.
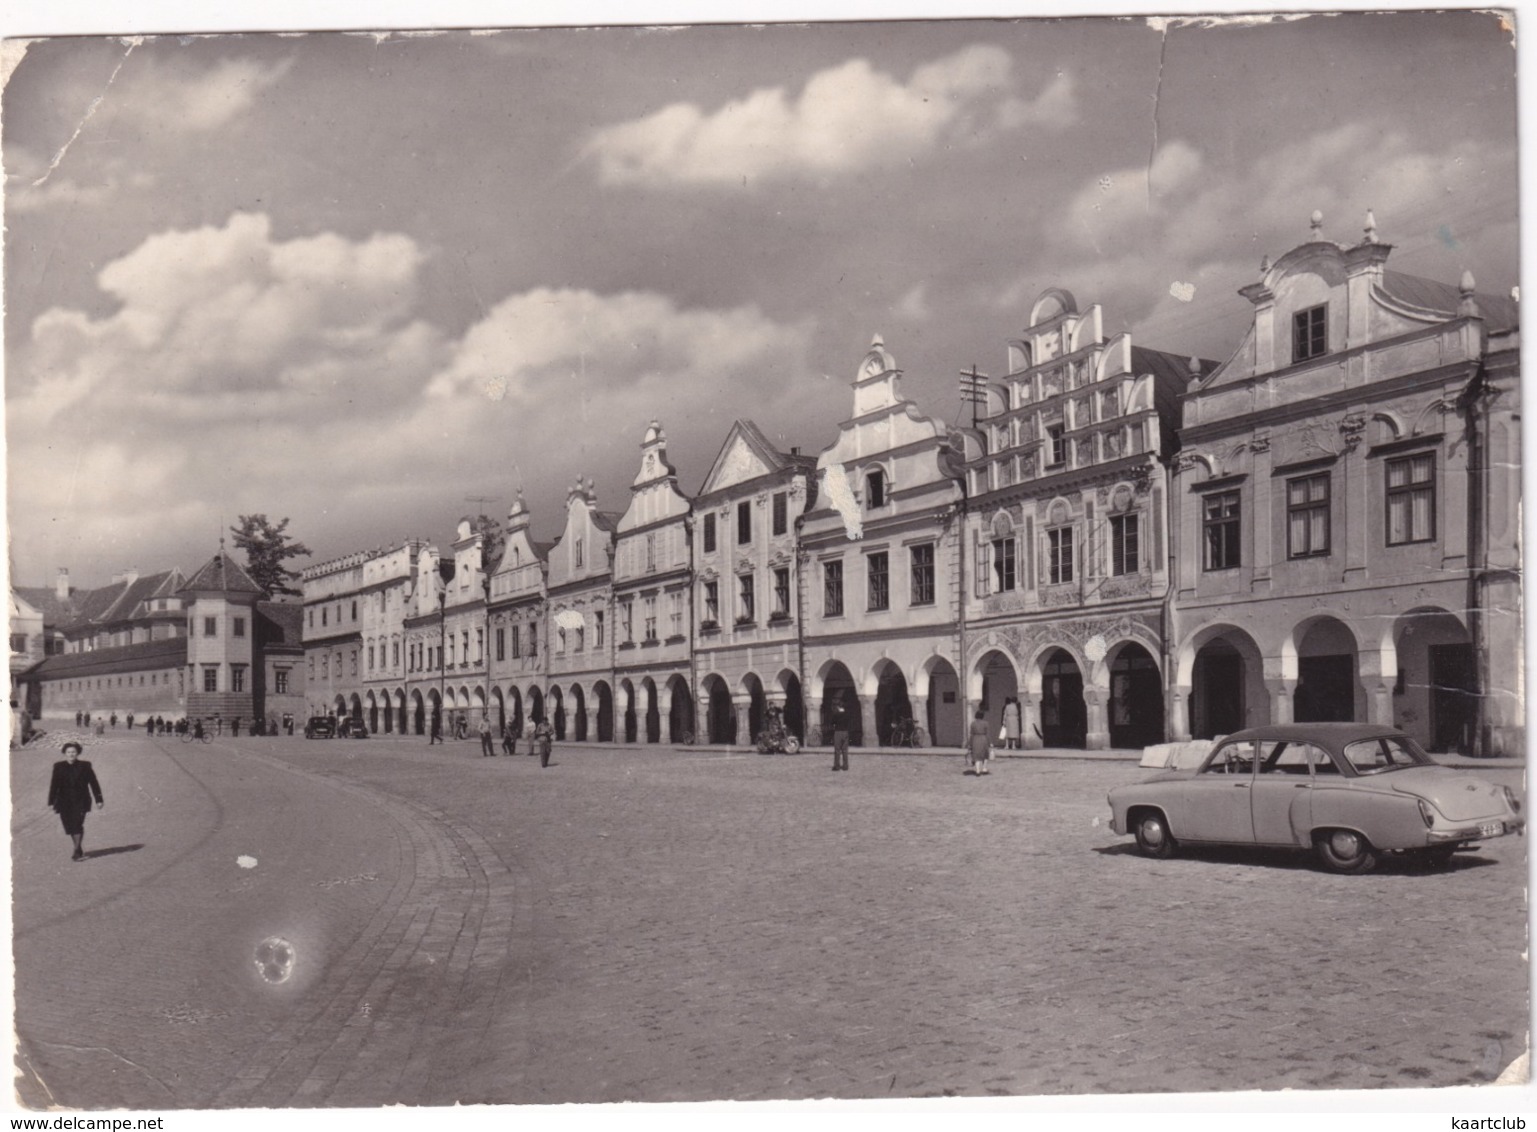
[1284,614,1362,723]
[701,672,734,744]
[740,671,767,746]
[570,683,588,742]
[491,686,505,734]
[548,685,566,740]
[1176,622,1266,740]
[1033,647,1087,749]
[773,667,805,742]
[920,654,962,746]
[619,677,638,743]
[871,657,913,746]
[1391,606,1474,753]
[971,647,1020,747]
[665,675,693,744]
[593,680,614,742]
[816,660,861,746]
[526,684,545,725]
[641,677,661,744]
[394,688,406,735]
[1104,639,1163,749]
[366,691,379,733]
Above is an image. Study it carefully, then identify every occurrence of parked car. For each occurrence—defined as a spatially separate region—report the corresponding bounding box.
[338,718,368,739]
[304,716,337,740]
[1107,723,1523,873]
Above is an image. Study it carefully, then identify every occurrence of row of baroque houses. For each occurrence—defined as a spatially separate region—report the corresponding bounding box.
[297,217,1522,757]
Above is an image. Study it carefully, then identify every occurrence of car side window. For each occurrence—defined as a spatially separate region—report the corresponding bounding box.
[1204,740,1256,775]
[1343,738,1389,773]
[1261,741,1310,775]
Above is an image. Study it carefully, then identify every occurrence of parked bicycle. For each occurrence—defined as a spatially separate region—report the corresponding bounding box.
[888,717,926,748]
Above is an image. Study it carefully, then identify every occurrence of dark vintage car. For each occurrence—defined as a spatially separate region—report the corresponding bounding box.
[338,718,368,739]
[303,716,337,740]
[1108,723,1523,873]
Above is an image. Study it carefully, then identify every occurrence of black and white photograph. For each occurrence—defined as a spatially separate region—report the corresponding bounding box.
[3,2,1529,1122]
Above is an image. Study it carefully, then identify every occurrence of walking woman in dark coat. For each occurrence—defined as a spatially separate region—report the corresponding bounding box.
[47,741,104,861]
[967,709,993,776]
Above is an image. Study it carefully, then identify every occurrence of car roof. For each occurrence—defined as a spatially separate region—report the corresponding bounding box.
[1218,723,1405,746]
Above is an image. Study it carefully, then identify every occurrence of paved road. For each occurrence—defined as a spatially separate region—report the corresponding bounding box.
[11,731,1529,1107]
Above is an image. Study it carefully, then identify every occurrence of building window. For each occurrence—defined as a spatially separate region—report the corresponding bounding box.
[1110,513,1140,576]
[646,532,656,573]
[203,665,219,693]
[910,544,935,605]
[1287,473,1331,558]
[233,617,246,638]
[10,633,27,653]
[1293,304,1327,362]
[575,625,585,652]
[496,628,505,662]
[367,645,375,671]
[737,574,755,623]
[992,537,1017,593]
[351,649,359,676]
[642,597,657,641]
[670,593,683,636]
[351,600,358,621]
[575,538,584,569]
[704,580,719,623]
[867,551,890,611]
[204,617,218,637]
[772,492,788,536]
[737,501,752,545]
[621,601,633,643]
[703,513,717,553]
[1047,527,1075,585]
[529,625,538,657]
[865,468,887,508]
[512,625,522,659]
[824,560,844,617]
[556,628,566,655]
[231,664,246,693]
[322,607,328,627]
[1046,425,1066,468]
[1204,491,1242,570]
[595,611,605,648]
[476,628,484,663]
[773,567,790,616]
[1386,453,1436,545]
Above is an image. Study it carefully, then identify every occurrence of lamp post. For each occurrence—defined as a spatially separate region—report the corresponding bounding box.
[437,557,455,736]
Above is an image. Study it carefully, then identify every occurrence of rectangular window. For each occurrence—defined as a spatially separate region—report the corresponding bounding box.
[233,617,246,638]
[644,596,658,641]
[496,628,506,662]
[704,580,719,623]
[703,513,717,553]
[865,470,887,508]
[1047,527,1075,585]
[621,601,633,643]
[910,544,935,605]
[202,665,219,693]
[670,593,683,636]
[575,626,584,652]
[575,538,584,569]
[1110,513,1140,576]
[1386,453,1436,545]
[737,574,755,622]
[1287,473,1331,558]
[512,625,522,658]
[595,611,605,648]
[992,538,1017,593]
[1204,491,1242,570]
[1293,304,1327,362]
[367,645,375,671]
[772,492,788,536]
[773,567,790,616]
[231,665,246,693]
[1047,425,1066,468]
[556,628,566,655]
[737,501,752,545]
[204,617,218,637]
[646,533,656,573]
[529,625,538,658]
[867,551,890,611]
[824,560,844,617]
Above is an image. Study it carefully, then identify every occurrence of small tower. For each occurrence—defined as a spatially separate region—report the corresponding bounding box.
[178,543,264,724]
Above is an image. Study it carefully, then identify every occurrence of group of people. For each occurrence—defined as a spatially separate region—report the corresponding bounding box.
[433,714,554,768]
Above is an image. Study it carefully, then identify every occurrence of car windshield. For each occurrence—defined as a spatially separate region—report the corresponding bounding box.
[1341,735,1433,775]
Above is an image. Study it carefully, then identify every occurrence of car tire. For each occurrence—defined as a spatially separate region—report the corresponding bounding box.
[1134,811,1176,859]
[1315,829,1378,874]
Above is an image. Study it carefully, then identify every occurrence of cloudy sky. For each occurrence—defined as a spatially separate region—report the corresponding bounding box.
[3,10,1519,589]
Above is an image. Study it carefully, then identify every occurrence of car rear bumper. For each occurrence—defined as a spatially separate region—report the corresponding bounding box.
[1427,818,1524,844]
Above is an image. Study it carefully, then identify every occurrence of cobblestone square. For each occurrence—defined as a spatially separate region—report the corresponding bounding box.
[10,732,1529,1109]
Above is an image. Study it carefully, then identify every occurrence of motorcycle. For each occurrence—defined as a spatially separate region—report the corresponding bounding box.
[754,708,800,754]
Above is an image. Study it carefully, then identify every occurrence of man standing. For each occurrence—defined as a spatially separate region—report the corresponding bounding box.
[830,695,850,772]
[47,742,104,862]
[429,712,443,745]
[478,714,495,757]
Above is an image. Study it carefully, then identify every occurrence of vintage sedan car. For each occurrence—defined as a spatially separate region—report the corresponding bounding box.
[1108,723,1523,873]
[303,716,337,740]
[338,718,368,739]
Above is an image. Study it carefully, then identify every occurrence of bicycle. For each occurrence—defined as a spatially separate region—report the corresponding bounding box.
[181,723,212,744]
[888,718,926,748]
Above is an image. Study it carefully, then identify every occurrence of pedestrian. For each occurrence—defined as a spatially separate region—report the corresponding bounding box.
[429,713,443,745]
[47,741,104,862]
[1003,697,1021,751]
[110,712,117,729]
[268,716,278,737]
[75,711,82,727]
[829,696,850,772]
[534,718,553,768]
[285,715,294,736]
[968,708,992,776]
[83,711,91,727]
[93,717,105,737]
[501,722,517,756]
[479,715,496,757]
[126,712,134,731]
[214,715,224,737]
[232,717,241,737]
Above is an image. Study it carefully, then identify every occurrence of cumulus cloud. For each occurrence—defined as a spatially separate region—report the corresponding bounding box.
[583,45,1075,187]
[131,56,294,133]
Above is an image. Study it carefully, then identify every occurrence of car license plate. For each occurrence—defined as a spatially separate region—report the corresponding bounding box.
[1479,821,1504,838]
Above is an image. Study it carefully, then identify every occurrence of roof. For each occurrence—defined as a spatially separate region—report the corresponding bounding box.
[178,550,265,597]
[591,511,624,533]
[1221,723,1406,749]
[1380,270,1519,333]
[256,601,304,648]
[23,637,188,679]
[15,568,185,632]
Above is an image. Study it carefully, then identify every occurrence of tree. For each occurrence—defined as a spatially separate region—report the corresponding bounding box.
[229,514,312,598]
[472,514,506,574]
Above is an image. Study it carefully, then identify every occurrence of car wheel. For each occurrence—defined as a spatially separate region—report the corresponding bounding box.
[1315,829,1378,874]
[1134,811,1176,859]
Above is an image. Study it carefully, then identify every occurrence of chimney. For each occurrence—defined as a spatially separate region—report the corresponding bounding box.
[55,568,70,601]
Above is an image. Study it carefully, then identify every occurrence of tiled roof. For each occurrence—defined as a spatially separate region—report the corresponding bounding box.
[178,550,265,596]
[16,569,184,632]
[1381,270,1519,333]
[24,637,187,678]
[256,601,304,648]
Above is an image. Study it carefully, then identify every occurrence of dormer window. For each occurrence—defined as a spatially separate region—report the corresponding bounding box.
[1293,304,1327,362]
[865,468,887,509]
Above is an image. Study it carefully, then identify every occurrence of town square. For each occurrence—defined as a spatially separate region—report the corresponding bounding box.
[4,7,1529,1121]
